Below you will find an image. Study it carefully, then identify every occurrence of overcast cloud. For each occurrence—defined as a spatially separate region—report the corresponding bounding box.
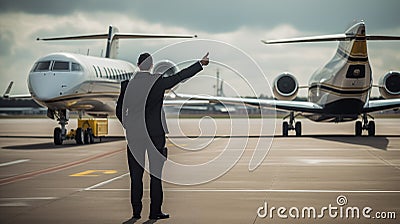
[0,0,399,97]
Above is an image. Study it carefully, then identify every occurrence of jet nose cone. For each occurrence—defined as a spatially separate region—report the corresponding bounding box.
[28,72,59,101]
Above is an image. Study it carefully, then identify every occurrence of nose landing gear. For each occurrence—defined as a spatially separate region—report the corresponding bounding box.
[282,112,302,137]
[355,113,375,136]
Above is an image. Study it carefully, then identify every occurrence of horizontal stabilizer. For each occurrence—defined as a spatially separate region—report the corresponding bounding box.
[262,34,347,44]
[37,33,197,41]
[366,35,400,41]
[37,34,108,41]
[262,34,400,44]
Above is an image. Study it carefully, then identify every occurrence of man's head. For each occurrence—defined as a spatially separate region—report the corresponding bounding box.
[137,52,153,71]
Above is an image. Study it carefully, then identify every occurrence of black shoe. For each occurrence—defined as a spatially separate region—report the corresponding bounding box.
[149,212,169,220]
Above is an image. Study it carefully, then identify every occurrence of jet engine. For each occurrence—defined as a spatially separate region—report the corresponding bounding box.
[379,71,400,99]
[272,73,299,101]
[153,60,178,77]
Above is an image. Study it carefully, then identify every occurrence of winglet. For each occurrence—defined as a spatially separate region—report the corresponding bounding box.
[3,81,14,98]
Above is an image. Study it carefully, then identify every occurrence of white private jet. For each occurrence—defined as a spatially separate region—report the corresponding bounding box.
[4,26,200,144]
[178,21,400,136]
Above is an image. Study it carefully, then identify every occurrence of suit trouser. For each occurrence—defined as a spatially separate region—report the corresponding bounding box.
[127,135,166,215]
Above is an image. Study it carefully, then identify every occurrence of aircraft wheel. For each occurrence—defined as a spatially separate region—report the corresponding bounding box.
[54,127,63,145]
[295,121,302,137]
[75,128,84,144]
[88,128,95,144]
[84,129,90,144]
[368,121,375,136]
[282,122,289,137]
[355,121,362,136]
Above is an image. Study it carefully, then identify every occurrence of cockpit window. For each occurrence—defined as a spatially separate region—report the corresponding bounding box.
[72,63,82,71]
[53,61,70,71]
[34,61,51,72]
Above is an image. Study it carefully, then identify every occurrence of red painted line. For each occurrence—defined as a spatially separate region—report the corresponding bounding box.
[0,148,125,186]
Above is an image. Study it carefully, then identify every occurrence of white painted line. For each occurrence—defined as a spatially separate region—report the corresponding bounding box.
[0,197,57,207]
[0,202,30,207]
[0,159,30,167]
[0,197,58,200]
[83,173,129,191]
[85,188,400,193]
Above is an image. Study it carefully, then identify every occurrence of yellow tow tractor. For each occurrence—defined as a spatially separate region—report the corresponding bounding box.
[54,118,108,145]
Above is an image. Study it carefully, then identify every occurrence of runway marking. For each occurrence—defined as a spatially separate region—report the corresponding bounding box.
[0,202,29,207]
[83,171,400,194]
[0,197,58,200]
[0,159,30,167]
[86,188,400,193]
[0,148,124,186]
[84,173,129,191]
[70,170,117,177]
[0,197,58,207]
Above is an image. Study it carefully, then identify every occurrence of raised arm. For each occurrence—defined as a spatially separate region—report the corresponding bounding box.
[159,52,209,90]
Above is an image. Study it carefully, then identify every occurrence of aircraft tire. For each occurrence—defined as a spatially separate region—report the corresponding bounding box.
[76,128,84,144]
[83,129,90,144]
[88,128,95,144]
[295,121,302,137]
[54,127,63,145]
[355,121,362,136]
[282,122,289,137]
[368,121,375,136]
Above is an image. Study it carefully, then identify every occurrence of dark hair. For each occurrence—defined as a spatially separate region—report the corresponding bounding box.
[137,52,153,70]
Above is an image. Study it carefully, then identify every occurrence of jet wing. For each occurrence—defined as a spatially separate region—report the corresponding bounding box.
[177,93,324,113]
[362,99,400,113]
[163,99,209,106]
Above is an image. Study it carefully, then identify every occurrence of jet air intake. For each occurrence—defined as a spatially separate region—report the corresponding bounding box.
[379,71,400,99]
[153,60,178,77]
[273,73,299,101]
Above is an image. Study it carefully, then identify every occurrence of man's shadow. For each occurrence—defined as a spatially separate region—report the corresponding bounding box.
[122,218,158,224]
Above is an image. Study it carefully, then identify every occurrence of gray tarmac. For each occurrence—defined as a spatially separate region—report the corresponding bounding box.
[0,118,399,224]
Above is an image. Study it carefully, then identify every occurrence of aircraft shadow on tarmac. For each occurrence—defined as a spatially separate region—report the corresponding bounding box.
[1,136,125,150]
[167,134,399,151]
[308,135,396,151]
[2,135,397,151]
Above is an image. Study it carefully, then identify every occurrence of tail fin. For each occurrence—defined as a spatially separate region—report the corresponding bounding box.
[37,26,197,59]
[106,26,119,58]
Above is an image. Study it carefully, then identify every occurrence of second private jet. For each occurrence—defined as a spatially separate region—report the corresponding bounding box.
[178,21,400,136]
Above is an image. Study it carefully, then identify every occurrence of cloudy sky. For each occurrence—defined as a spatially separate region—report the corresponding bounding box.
[0,0,399,97]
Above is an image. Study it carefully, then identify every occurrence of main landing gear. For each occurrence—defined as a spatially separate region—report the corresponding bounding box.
[49,109,108,145]
[355,113,375,137]
[282,112,302,137]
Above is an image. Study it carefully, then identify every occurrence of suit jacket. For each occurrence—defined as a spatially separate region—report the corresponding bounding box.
[116,61,203,137]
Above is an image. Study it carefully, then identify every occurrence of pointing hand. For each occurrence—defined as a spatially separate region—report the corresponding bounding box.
[200,52,209,66]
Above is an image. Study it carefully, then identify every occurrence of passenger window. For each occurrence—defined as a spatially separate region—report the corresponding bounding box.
[72,63,82,71]
[34,61,51,72]
[96,66,102,77]
[53,61,70,71]
[93,65,98,77]
[103,67,108,78]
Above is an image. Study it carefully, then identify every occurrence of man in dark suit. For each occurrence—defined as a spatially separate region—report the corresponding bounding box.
[117,52,209,220]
